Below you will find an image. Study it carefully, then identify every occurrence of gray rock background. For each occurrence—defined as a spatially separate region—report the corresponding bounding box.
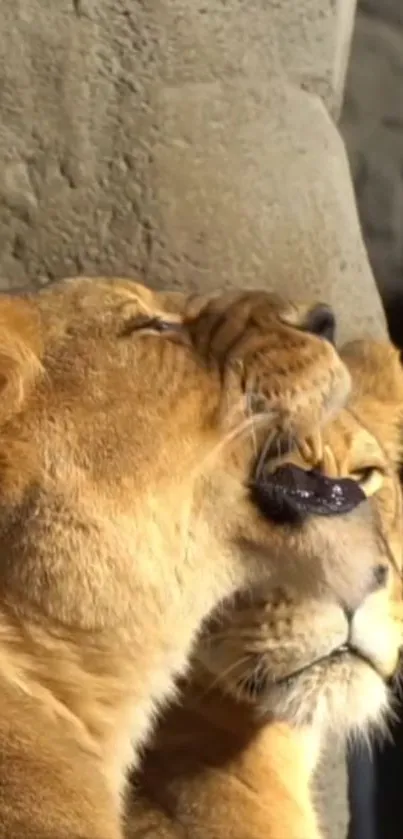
[341,0,403,326]
[0,0,387,347]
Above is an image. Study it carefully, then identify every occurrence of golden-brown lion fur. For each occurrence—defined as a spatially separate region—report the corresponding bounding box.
[127,339,403,839]
[0,277,360,838]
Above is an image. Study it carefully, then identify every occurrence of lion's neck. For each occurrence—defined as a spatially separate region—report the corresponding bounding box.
[137,686,322,839]
[0,604,203,805]
[0,491,249,807]
[0,506,239,805]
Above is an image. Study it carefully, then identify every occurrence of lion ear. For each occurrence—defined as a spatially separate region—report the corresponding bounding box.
[340,340,403,405]
[340,339,403,466]
[0,295,43,423]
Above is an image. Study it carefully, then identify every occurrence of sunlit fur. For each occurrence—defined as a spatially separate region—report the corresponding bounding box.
[0,279,354,838]
[127,340,403,839]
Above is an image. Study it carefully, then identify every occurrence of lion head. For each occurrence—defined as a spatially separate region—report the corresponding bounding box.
[195,340,403,740]
[126,338,403,839]
[0,277,363,830]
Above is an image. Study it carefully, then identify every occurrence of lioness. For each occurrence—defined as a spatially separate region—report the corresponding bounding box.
[0,278,359,838]
[127,340,403,839]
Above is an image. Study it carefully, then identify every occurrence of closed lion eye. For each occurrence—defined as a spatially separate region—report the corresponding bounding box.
[120,314,185,338]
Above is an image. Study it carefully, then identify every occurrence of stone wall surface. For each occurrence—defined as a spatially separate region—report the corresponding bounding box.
[0,0,386,345]
[341,0,403,319]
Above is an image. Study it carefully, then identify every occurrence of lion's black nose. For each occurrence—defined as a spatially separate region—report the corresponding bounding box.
[303,303,336,344]
[250,464,365,525]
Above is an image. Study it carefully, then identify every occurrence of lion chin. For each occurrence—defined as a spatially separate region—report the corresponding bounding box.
[238,651,391,740]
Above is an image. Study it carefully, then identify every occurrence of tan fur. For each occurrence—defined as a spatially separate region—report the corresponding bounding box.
[127,340,403,839]
[0,277,356,838]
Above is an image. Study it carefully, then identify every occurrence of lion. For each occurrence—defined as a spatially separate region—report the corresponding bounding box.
[0,277,365,838]
[126,339,403,839]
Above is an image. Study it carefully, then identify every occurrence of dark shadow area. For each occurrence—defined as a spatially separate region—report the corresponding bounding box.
[347,675,403,839]
[374,699,403,839]
[347,742,377,839]
[384,295,403,351]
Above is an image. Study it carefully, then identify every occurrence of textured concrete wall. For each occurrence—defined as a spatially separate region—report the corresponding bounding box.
[341,0,403,315]
[0,1,386,345]
[0,3,388,838]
